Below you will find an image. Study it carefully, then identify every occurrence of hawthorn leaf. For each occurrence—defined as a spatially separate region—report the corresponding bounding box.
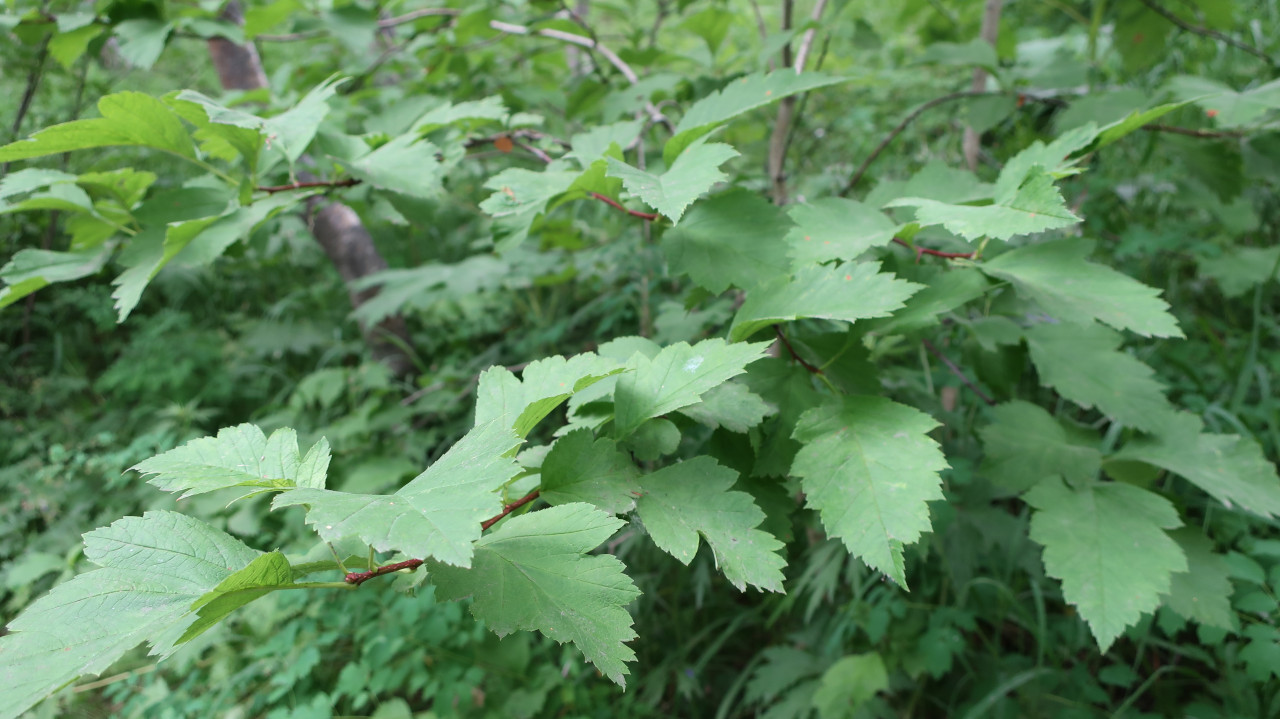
[979,400,1101,494]
[677,381,773,433]
[344,133,442,198]
[428,503,639,686]
[113,19,173,69]
[1089,101,1188,151]
[540,429,641,514]
[1239,625,1280,682]
[864,268,989,335]
[613,338,771,438]
[0,92,195,162]
[730,263,923,342]
[273,421,522,567]
[982,239,1182,337]
[479,167,579,252]
[994,123,1099,195]
[1110,412,1280,519]
[635,457,786,592]
[791,397,949,587]
[179,551,296,644]
[885,167,1080,241]
[606,137,738,223]
[1024,321,1177,432]
[134,424,330,499]
[666,71,847,163]
[262,77,344,163]
[661,188,791,293]
[0,245,113,309]
[786,197,899,266]
[475,353,625,438]
[1161,529,1234,630]
[0,511,261,719]
[811,653,889,719]
[1026,479,1186,651]
[622,418,681,461]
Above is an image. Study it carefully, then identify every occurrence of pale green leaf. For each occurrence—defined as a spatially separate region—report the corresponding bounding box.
[479,167,580,252]
[606,138,738,223]
[48,24,104,70]
[411,96,509,133]
[979,400,1102,494]
[677,381,773,433]
[0,511,261,719]
[0,92,195,162]
[635,457,785,592]
[1161,529,1234,630]
[864,268,989,335]
[273,421,522,567]
[475,354,625,438]
[263,77,344,163]
[429,503,639,686]
[613,338,771,438]
[134,424,330,499]
[540,429,641,514]
[1089,101,1189,151]
[1166,76,1280,128]
[811,653,889,719]
[982,239,1182,337]
[885,167,1081,241]
[730,263,923,342]
[786,197,899,266]
[661,188,791,293]
[1026,479,1186,651]
[568,120,643,166]
[1024,322,1177,432]
[179,551,296,644]
[0,245,113,309]
[345,134,442,198]
[112,19,173,70]
[916,39,998,70]
[791,397,949,587]
[1110,412,1280,519]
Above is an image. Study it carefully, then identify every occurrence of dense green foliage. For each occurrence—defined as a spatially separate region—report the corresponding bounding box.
[3,1,1280,717]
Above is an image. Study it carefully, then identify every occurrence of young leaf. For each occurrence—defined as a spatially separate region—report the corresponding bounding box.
[979,401,1101,494]
[606,137,738,223]
[428,503,640,686]
[134,424,330,499]
[0,512,263,719]
[729,263,922,342]
[475,353,625,438]
[0,92,195,162]
[982,239,1182,337]
[1161,529,1234,630]
[635,456,786,592]
[612,338,771,438]
[791,397,949,587]
[273,421,522,567]
[1026,479,1187,651]
[540,429,641,514]
[179,551,297,644]
[885,167,1081,241]
[786,197,900,267]
[1024,321,1177,432]
[661,188,791,293]
[1109,412,1280,519]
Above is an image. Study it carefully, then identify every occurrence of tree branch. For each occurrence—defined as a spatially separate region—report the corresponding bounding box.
[893,237,976,261]
[481,490,542,530]
[590,192,661,220]
[257,177,361,194]
[774,325,823,375]
[962,0,1002,170]
[1136,0,1273,65]
[1142,123,1244,139]
[768,0,829,204]
[923,338,995,406]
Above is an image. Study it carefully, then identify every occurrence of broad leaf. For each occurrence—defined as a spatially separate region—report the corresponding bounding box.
[661,188,791,293]
[982,239,1182,337]
[475,354,625,438]
[540,430,641,514]
[677,381,773,433]
[1110,412,1280,519]
[1161,529,1234,630]
[344,134,442,198]
[979,401,1101,494]
[179,551,296,644]
[791,397,949,587]
[134,424,330,499]
[886,167,1081,241]
[730,263,922,342]
[613,338,771,438]
[811,653,889,719]
[429,503,639,686]
[635,457,786,592]
[479,167,580,252]
[273,421,522,567]
[864,268,989,335]
[786,197,899,267]
[1024,322,1176,432]
[262,77,344,163]
[0,512,261,719]
[1026,479,1186,651]
[606,137,738,223]
[0,245,114,309]
[0,92,195,162]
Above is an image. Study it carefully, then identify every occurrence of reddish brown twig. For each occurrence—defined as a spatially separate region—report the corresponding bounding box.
[481,489,541,530]
[345,558,423,586]
[590,192,661,221]
[922,338,995,406]
[893,237,976,261]
[1141,124,1244,139]
[258,177,361,194]
[774,325,823,375]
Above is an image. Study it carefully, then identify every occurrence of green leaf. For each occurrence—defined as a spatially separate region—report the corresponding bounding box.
[915,39,998,70]
[613,338,771,438]
[1239,625,1280,682]
[885,167,1081,241]
[568,120,643,166]
[1026,479,1186,651]
[48,24,104,70]
[982,239,1183,337]
[1166,76,1280,128]
[263,77,344,163]
[0,245,113,309]
[606,137,738,223]
[112,19,174,70]
[730,263,923,342]
[635,457,785,592]
[661,189,791,293]
[0,92,195,162]
[134,424,330,500]
[179,551,296,644]
[621,418,681,461]
[273,421,522,567]
[677,381,773,433]
[791,397,949,587]
[979,401,1101,494]
[811,653,889,719]
[786,198,899,267]
[475,354,625,438]
[344,134,442,198]
[1197,245,1280,298]
[1110,412,1280,519]
[0,511,261,719]
[1161,529,1234,630]
[1088,101,1189,151]
[479,167,580,252]
[1024,322,1176,432]
[864,268,989,335]
[540,430,641,514]
[666,71,848,163]
[429,503,639,686]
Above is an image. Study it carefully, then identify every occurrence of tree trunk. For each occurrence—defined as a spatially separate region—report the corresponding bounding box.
[208,2,415,378]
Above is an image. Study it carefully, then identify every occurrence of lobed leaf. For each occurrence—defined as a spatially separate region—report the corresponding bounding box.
[606,137,738,223]
[134,424,330,500]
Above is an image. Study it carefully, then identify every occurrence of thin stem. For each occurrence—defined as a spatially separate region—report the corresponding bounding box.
[1136,0,1273,65]
[792,0,829,73]
[590,192,661,220]
[922,338,995,406]
[481,489,541,531]
[1142,123,1244,139]
[893,236,976,260]
[257,177,360,194]
[773,325,823,375]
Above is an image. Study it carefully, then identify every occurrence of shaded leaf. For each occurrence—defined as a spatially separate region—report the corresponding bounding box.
[540,430,641,514]
[606,137,738,222]
[134,424,330,500]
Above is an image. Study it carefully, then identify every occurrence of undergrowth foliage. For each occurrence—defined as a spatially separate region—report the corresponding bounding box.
[2,0,1280,717]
